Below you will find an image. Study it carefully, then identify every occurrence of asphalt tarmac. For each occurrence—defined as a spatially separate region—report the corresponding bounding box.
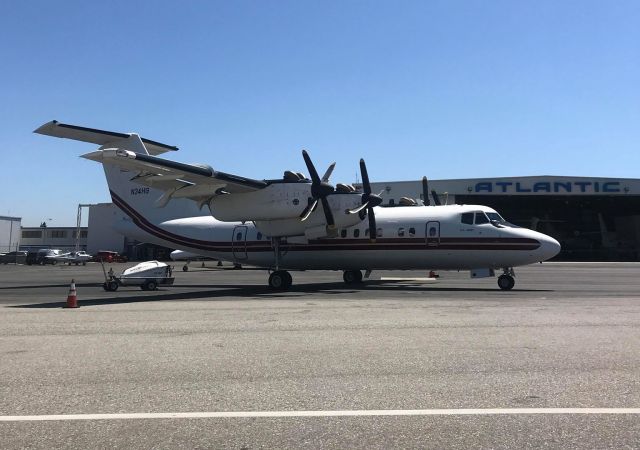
[1,262,639,449]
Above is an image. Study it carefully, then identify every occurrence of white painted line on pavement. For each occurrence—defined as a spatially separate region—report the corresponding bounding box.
[2,408,640,422]
[380,277,437,282]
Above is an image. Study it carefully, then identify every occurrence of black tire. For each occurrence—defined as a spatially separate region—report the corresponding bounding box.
[343,270,363,284]
[83,262,86,266]
[183,265,189,272]
[498,275,515,291]
[142,280,158,291]
[269,271,291,290]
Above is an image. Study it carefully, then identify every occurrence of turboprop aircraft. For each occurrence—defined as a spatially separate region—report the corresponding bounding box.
[34,120,561,291]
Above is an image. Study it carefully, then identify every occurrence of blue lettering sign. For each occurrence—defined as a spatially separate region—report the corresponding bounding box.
[475,182,492,193]
[515,182,531,193]
[603,182,620,193]
[533,182,551,193]
[574,181,591,192]
[554,182,572,193]
[495,182,512,193]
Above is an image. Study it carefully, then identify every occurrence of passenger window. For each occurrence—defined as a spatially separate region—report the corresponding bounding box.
[409,227,416,236]
[354,229,360,238]
[461,212,474,225]
[377,228,383,237]
[257,232,262,240]
[389,199,395,206]
[340,229,347,238]
[236,232,242,241]
[475,212,489,224]
[398,227,405,237]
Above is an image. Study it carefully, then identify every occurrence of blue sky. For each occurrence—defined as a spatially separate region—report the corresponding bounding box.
[1,0,638,226]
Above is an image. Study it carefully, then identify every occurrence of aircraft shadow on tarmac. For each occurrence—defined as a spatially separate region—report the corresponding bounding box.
[10,281,551,309]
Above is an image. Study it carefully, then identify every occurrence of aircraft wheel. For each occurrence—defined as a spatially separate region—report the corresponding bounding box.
[343,270,363,284]
[83,262,86,266]
[498,275,515,291]
[182,265,189,272]
[269,270,292,290]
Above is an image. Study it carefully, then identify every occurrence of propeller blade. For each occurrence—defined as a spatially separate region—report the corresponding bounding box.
[367,207,377,242]
[299,199,319,222]
[302,150,321,184]
[320,196,335,228]
[347,201,369,215]
[431,189,441,206]
[422,176,430,206]
[359,159,371,195]
[321,162,336,182]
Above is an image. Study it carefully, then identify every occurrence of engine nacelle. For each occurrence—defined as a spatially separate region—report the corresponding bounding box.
[209,184,311,221]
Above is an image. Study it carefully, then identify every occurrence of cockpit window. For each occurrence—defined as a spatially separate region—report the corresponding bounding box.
[487,212,505,223]
[461,212,474,225]
[475,212,489,224]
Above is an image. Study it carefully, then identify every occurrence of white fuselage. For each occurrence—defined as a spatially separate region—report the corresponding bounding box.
[110,192,560,271]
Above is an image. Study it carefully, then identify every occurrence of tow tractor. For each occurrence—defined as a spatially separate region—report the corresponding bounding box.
[102,260,175,291]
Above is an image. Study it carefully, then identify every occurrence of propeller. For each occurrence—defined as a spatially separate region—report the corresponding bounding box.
[299,150,337,232]
[431,188,442,206]
[347,158,383,242]
[422,176,430,206]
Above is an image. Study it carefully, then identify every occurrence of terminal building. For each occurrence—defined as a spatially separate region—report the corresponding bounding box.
[3,176,639,262]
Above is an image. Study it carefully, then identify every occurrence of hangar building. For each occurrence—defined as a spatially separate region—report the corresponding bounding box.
[371,176,640,261]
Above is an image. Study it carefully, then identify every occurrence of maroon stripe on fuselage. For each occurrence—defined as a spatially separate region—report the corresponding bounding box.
[109,190,540,253]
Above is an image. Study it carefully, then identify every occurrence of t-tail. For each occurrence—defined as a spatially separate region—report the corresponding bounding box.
[34,120,208,228]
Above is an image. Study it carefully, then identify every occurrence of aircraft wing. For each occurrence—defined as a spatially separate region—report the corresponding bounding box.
[84,149,268,201]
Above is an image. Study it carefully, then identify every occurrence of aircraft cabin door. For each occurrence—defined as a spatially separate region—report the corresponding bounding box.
[426,221,440,247]
[232,225,248,260]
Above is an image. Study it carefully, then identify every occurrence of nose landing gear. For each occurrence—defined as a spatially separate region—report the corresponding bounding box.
[498,268,515,290]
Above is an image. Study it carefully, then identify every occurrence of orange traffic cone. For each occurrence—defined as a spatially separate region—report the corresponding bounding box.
[65,279,78,308]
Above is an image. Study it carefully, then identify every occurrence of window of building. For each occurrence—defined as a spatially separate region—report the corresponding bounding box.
[461,212,474,225]
[398,227,405,237]
[409,227,416,236]
[354,229,360,238]
[475,212,489,224]
[50,230,66,238]
[340,229,347,238]
[22,230,41,239]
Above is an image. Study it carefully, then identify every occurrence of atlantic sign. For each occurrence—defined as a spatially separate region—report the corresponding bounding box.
[473,180,625,194]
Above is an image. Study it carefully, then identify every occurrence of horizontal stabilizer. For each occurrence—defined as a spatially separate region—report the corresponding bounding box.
[34,120,178,156]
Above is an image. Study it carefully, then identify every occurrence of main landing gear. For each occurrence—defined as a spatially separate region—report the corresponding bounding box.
[343,270,363,284]
[268,237,293,291]
[497,268,515,291]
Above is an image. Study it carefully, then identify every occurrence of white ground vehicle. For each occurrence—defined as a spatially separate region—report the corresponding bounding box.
[102,260,174,291]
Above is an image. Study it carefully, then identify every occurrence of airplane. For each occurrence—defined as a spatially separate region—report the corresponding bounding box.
[170,249,219,271]
[34,120,561,291]
[46,250,92,265]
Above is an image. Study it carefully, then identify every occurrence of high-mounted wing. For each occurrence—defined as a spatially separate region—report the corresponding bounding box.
[34,120,268,206]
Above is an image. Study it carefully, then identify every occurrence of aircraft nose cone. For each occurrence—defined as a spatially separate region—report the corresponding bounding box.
[537,234,561,261]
